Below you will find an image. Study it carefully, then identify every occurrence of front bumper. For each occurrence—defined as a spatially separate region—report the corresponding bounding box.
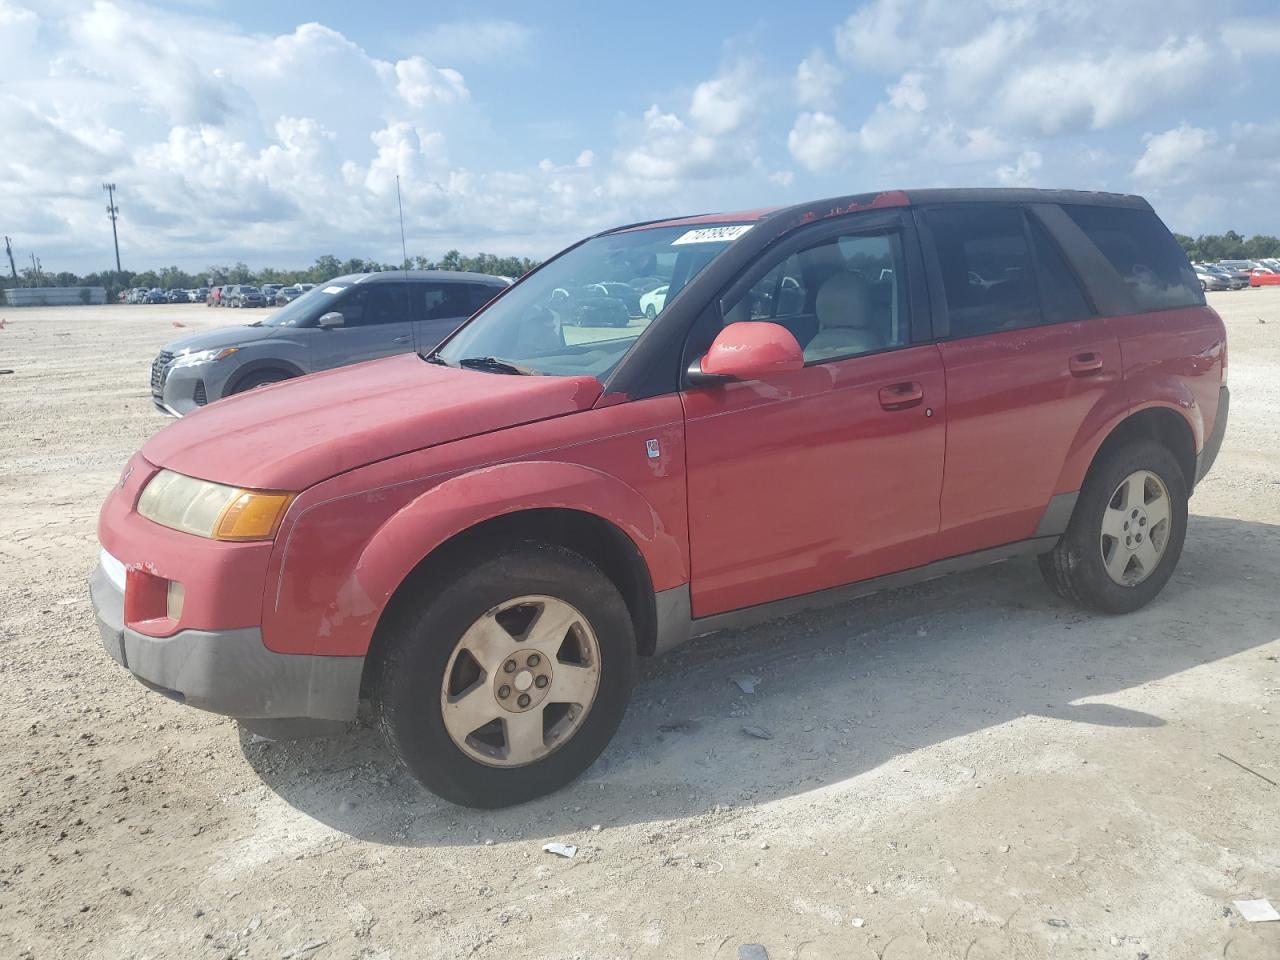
[90,562,363,733]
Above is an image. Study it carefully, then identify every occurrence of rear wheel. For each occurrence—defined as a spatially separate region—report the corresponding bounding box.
[1038,440,1187,613]
[371,543,636,808]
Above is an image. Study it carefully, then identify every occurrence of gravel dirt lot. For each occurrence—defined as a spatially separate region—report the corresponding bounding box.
[1,294,1277,960]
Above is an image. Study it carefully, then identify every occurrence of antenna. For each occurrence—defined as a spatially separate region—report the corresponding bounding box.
[396,175,413,329]
[103,183,122,274]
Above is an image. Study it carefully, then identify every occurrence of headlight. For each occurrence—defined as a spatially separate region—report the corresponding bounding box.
[137,469,295,541]
[171,346,240,368]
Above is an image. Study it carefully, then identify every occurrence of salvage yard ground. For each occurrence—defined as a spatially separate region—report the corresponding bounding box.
[1,293,1277,960]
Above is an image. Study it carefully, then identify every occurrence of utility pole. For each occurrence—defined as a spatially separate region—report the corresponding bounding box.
[30,252,39,287]
[103,182,122,273]
[3,236,16,280]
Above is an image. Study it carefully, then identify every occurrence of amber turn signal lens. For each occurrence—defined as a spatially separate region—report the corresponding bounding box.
[213,491,295,541]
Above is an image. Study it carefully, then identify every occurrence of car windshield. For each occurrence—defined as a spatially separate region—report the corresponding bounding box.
[435,223,752,378]
[258,281,353,327]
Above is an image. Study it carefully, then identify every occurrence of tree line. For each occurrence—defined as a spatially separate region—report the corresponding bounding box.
[0,251,540,299]
[1173,232,1280,263]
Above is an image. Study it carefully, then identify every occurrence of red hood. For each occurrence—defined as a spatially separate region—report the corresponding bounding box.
[142,354,603,490]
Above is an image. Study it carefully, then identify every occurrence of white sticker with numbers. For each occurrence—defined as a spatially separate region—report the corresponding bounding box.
[671,224,754,245]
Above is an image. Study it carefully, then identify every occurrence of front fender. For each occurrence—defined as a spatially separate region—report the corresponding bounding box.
[263,459,678,657]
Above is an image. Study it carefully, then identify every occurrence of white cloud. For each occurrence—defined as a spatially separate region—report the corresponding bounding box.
[788,112,856,173]
[393,57,469,108]
[992,38,1215,135]
[688,64,756,137]
[795,51,841,109]
[995,150,1043,186]
[409,19,533,64]
[1133,123,1217,184]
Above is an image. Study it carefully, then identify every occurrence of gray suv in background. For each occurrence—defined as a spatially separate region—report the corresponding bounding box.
[151,271,509,416]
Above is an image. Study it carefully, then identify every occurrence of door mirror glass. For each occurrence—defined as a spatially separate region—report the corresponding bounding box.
[318,311,344,329]
[693,321,804,383]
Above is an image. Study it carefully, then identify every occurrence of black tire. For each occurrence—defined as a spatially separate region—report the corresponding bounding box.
[229,369,291,394]
[645,304,657,321]
[1038,440,1188,614]
[370,543,636,808]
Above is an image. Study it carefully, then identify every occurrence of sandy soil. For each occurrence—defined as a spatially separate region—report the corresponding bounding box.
[1,293,1277,960]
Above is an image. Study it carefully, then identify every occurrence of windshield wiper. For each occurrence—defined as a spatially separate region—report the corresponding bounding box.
[457,356,539,375]
[421,352,452,366]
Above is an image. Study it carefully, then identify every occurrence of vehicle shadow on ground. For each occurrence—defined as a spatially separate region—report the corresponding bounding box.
[240,514,1279,847]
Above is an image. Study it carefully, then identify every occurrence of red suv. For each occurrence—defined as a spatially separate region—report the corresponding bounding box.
[91,189,1228,807]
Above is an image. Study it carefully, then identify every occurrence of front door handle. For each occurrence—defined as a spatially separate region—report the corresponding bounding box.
[392,335,411,344]
[1069,352,1104,376]
[879,381,924,410]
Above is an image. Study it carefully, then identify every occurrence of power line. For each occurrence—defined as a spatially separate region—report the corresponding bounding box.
[103,182,121,273]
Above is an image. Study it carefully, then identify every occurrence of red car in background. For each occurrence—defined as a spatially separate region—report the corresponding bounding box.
[1249,268,1280,287]
[91,188,1228,808]
[206,285,223,306]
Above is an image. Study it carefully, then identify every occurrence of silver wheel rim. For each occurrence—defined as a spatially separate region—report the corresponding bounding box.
[1100,470,1172,586]
[439,595,601,768]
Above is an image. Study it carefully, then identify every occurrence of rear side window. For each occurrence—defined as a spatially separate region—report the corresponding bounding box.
[418,282,474,320]
[1061,204,1204,311]
[1027,214,1094,324]
[924,206,1041,337]
[468,283,502,311]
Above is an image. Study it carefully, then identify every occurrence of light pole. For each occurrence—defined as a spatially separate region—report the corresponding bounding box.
[103,182,121,273]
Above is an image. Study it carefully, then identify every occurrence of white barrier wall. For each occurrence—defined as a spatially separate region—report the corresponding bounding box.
[2,287,109,306]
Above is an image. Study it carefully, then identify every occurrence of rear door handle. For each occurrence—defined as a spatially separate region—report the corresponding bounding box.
[392,335,411,344]
[879,381,924,410]
[1069,352,1104,376]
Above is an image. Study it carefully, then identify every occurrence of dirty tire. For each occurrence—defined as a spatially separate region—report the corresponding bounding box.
[370,543,636,808]
[1038,440,1188,614]
[229,370,290,394]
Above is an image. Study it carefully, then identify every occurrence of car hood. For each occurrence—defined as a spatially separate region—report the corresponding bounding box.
[141,353,605,490]
[163,324,279,354]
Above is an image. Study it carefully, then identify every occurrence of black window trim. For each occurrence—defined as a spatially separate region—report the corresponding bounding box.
[915,202,1114,343]
[680,209,932,383]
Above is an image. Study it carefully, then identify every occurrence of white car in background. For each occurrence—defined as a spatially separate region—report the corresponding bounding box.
[640,284,668,320]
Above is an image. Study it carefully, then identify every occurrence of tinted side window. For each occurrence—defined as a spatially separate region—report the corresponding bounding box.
[1061,204,1205,311]
[468,283,502,312]
[337,283,409,327]
[1027,214,1094,324]
[418,282,474,321]
[925,205,1041,337]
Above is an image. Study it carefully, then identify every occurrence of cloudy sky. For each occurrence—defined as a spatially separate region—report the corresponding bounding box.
[3,0,1280,274]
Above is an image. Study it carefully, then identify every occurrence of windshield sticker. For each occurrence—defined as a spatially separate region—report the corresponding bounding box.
[321,285,344,294]
[671,224,753,246]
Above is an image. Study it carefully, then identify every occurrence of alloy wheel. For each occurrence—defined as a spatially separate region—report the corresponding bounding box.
[1100,469,1172,586]
[439,595,601,767]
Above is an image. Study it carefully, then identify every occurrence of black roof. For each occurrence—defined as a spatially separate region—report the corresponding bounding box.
[896,187,1149,209]
[336,270,510,285]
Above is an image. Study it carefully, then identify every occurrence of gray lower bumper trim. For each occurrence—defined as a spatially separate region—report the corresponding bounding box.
[90,565,362,723]
[1196,384,1229,484]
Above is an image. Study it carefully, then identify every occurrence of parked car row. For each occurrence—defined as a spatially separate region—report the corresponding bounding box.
[120,287,210,304]
[205,283,316,307]
[1193,258,1280,290]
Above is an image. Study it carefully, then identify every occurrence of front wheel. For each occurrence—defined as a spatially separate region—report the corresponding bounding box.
[1038,440,1188,613]
[371,543,636,807]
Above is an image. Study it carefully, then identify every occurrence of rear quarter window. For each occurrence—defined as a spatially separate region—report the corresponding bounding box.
[1061,204,1205,311]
